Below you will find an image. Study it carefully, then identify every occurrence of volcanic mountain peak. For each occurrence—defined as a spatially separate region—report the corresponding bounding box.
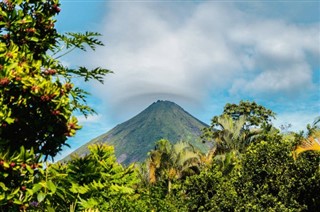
[65,100,209,164]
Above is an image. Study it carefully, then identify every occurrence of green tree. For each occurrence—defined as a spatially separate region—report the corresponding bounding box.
[182,164,237,212]
[211,115,248,153]
[294,123,320,159]
[202,114,264,175]
[203,101,275,141]
[306,116,320,137]
[46,144,141,211]
[219,100,275,128]
[233,134,320,211]
[0,146,45,211]
[180,131,320,211]
[202,101,275,165]
[0,0,110,159]
[147,139,200,193]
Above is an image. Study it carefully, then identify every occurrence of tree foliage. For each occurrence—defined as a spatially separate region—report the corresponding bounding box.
[0,144,142,211]
[218,100,275,128]
[234,134,320,211]
[0,146,44,211]
[0,0,111,159]
[178,132,320,211]
[294,133,320,159]
[182,164,237,212]
[147,139,200,193]
[210,115,252,153]
[202,101,276,153]
[47,144,141,211]
[203,101,275,141]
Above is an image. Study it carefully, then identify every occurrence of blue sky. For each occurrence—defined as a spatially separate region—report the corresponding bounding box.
[54,0,319,160]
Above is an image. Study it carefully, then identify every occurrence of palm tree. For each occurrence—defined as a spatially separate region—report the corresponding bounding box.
[198,146,216,169]
[307,116,320,137]
[148,148,162,184]
[170,142,200,177]
[147,139,171,184]
[147,139,200,193]
[293,129,320,159]
[293,117,320,159]
[212,114,262,154]
[294,135,320,158]
[206,114,265,174]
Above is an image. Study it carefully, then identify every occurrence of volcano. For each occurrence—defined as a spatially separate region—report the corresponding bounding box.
[66,100,209,164]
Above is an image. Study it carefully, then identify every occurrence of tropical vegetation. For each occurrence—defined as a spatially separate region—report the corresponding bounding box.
[0,0,319,211]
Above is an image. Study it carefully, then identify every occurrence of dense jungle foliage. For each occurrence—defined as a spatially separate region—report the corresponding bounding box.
[1,107,319,211]
[0,1,319,211]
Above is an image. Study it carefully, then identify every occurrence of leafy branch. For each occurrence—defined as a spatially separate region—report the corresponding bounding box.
[54,32,104,59]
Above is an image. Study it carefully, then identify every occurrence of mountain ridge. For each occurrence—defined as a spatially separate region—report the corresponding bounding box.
[64,100,209,164]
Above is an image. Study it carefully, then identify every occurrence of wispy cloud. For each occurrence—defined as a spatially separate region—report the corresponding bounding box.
[82,2,318,119]
[53,1,319,160]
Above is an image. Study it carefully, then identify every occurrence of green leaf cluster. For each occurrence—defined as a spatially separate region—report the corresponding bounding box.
[0,144,144,211]
[220,100,276,128]
[45,144,141,211]
[0,146,44,211]
[0,0,111,159]
[176,132,320,211]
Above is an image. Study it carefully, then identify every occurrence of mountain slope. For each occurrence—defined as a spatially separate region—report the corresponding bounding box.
[66,100,209,165]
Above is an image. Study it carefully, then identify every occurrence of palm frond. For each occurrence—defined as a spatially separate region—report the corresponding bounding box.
[173,142,190,154]
[293,135,320,159]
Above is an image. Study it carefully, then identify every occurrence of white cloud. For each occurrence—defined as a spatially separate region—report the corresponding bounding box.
[230,63,313,96]
[80,2,319,120]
